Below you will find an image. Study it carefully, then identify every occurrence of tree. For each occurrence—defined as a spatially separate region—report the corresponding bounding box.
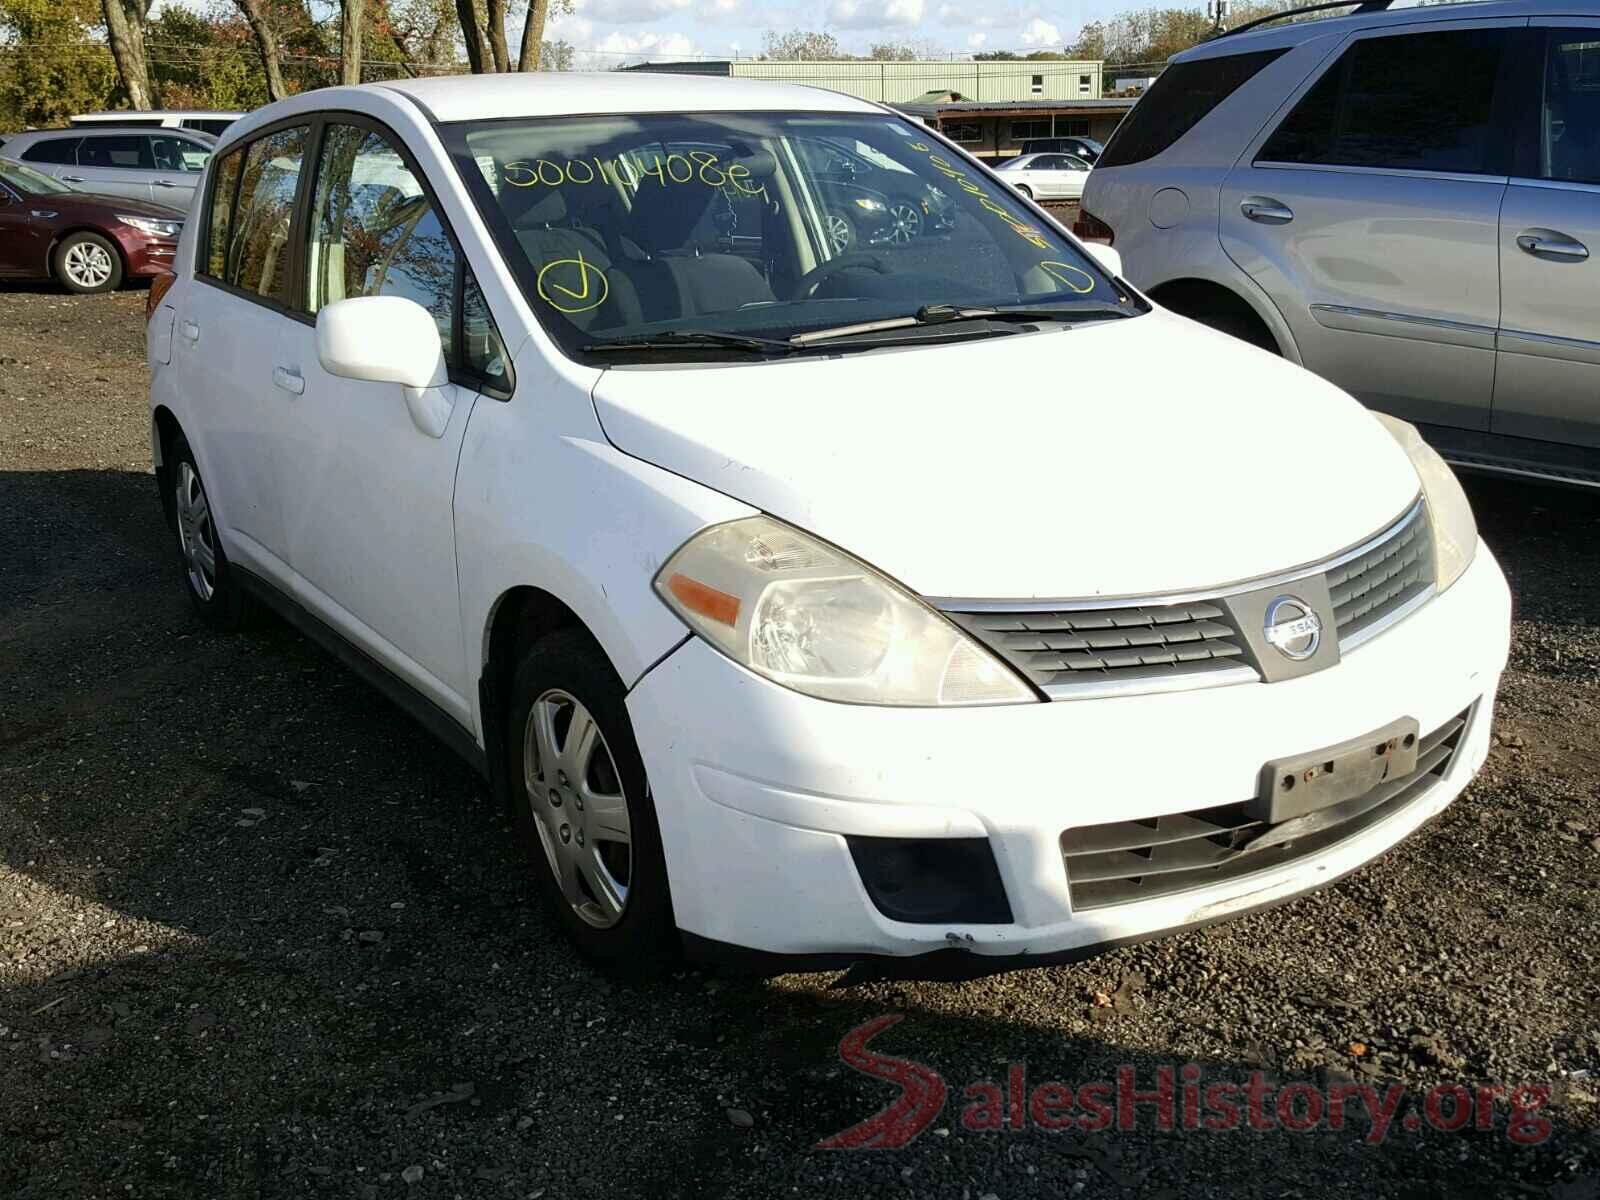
[868,38,940,61]
[0,0,117,128]
[233,0,290,100]
[972,50,1019,61]
[484,0,510,70]
[340,0,364,84]
[761,29,842,61]
[538,36,572,70]
[102,0,158,110]
[453,0,490,71]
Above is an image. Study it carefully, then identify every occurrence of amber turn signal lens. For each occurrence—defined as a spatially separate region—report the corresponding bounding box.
[146,270,176,322]
[666,572,740,627]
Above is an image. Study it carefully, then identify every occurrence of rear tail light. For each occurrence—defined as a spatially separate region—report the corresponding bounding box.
[146,270,176,322]
[1073,206,1115,245]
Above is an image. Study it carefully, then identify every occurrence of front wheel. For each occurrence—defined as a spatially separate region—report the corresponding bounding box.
[1015,184,1033,200]
[55,231,122,294]
[507,629,678,976]
[822,211,857,254]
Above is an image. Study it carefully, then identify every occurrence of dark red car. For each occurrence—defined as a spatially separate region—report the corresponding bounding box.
[0,157,185,294]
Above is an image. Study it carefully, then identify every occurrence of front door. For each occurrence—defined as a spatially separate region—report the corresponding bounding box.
[147,133,211,212]
[274,119,483,723]
[1218,21,1521,432]
[0,184,51,276]
[1493,22,1600,450]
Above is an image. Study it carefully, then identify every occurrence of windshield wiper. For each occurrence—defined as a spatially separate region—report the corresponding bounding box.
[791,302,1133,347]
[582,330,798,355]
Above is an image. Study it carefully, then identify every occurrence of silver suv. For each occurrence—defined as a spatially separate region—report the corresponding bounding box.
[1081,0,1600,487]
[1,128,213,208]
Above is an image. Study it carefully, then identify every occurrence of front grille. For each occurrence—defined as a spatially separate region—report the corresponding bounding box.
[1328,502,1434,644]
[942,498,1431,699]
[1061,707,1471,910]
[947,603,1251,695]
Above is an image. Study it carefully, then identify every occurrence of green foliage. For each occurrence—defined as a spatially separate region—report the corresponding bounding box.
[761,29,843,61]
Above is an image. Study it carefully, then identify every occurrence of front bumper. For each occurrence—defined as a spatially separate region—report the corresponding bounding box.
[627,545,1511,971]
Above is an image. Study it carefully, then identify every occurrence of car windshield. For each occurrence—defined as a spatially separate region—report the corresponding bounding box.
[0,157,74,194]
[445,111,1132,359]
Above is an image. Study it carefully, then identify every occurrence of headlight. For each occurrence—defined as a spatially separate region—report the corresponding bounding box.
[1375,413,1477,592]
[852,196,886,212]
[654,516,1036,706]
[118,215,183,238]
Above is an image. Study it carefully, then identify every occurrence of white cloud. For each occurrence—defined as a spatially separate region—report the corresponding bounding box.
[1018,17,1062,47]
[967,31,988,48]
[826,0,927,30]
[574,0,745,23]
[578,29,704,65]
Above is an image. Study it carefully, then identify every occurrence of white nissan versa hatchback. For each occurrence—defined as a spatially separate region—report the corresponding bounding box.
[147,73,1511,978]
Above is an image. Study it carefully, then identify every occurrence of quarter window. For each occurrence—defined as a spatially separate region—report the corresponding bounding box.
[1540,30,1600,186]
[1259,29,1512,174]
[229,124,309,303]
[20,137,79,166]
[205,147,243,278]
[1098,48,1286,168]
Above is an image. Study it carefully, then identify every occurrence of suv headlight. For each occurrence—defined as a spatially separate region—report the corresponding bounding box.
[1375,413,1477,593]
[118,214,183,238]
[654,516,1036,706]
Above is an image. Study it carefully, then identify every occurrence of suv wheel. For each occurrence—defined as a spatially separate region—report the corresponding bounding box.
[55,232,123,295]
[167,434,254,629]
[507,629,677,976]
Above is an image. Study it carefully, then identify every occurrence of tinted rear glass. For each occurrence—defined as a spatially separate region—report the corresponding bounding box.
[1258,29,1512,174]
[21,138,80,166]
[1098,49,1287,168]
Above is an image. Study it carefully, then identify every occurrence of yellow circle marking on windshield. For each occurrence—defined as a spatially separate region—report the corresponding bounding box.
[1040,261,1097,294]
[536,252,608,315]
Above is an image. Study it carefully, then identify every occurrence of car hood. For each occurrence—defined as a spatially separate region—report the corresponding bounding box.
[591,310,1422,601]
[42,192,187,221]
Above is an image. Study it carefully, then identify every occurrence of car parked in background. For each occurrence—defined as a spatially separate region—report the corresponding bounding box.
[2,128,213,207]
[1081,0,1600,488]
[1019,136,1104,163]
[993,152,1092,201]
[147,74,1508,979]
[73,109,240,137]
[0,157,184,293]
[795,136,957,247]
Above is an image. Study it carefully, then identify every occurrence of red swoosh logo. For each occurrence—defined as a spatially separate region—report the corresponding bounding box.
[816,1015,947,1149]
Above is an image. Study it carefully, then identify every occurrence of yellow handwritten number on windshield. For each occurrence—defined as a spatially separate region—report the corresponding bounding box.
[536,252,609,315]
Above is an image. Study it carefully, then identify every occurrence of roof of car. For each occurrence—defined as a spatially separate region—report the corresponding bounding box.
[5,126,214,142]
[1176,0,1564,61]
[74,109,239,119]
[371,71,883,124]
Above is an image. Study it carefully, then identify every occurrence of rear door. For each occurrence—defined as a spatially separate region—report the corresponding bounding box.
[17,136,82,185]
[1493,22,1600,449]
[73,133,159,201]
[1218,20,1525,432]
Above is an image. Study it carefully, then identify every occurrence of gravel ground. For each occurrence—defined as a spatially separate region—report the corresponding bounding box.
[2,285,1598,1199]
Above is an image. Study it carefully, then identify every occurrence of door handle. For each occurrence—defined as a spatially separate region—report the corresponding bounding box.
[1240,196,1294,225]
[272,366,305,396]
[61,175,84,183]
[1516,229,1589,262]
[153,180,178,188]
[178,320,200,343]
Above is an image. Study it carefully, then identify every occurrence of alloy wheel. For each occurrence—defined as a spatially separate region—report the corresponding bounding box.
[63,241,114,290]
[523,689,633,929]
[886,202,923,244]
[823,213,853,254]
[174,461,217,602]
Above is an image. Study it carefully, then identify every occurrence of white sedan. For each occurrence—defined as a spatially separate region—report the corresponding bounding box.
[994,151,1092,201]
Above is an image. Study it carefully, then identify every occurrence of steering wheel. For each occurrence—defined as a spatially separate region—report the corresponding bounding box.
[789,253,890,301]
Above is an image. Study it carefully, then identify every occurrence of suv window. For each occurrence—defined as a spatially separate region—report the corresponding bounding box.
[151,134,210,173]
[229,125,309,302]
[1098,49,1286,168]
[21,137,80,166]
[79,135,154,170]
[1541,30,1600,186]
[1259,29,1512,174]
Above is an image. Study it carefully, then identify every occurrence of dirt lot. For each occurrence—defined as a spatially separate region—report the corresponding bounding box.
[2,285,1598,1199]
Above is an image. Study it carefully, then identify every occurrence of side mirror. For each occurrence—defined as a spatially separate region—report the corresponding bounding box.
[1084,243,1123,279]
[317,295,445,389]
[316,295,453,438]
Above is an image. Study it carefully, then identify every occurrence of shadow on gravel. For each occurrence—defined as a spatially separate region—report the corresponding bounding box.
[2,467,1598,1198]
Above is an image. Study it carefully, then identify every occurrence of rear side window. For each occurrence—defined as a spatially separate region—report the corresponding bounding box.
[21,138,80,166]
[80,135,153,170]
[1098,49,1287,168]
[1539,30,1600,186]
[228,125,309,303]
[1259,29,1512,174]
[204,148,243,278]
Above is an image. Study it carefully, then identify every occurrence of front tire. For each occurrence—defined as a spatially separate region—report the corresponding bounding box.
[55,231,122,295]
[507,629,677,977]
[1015,185,1033,199]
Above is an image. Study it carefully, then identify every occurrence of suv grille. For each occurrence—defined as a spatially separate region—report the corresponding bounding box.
[1061,707,1471,910]
[943,499,1432,699]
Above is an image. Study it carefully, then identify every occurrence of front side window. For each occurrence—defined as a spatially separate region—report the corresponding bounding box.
[446,111,1133,360]
[21,138,80,166]
[1098,48,1286,168]
[1259,29,1512,174]
[80,135,153,170]
[1540,30,1600,186]
[228,125,308,303]
[151,135,210,173]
